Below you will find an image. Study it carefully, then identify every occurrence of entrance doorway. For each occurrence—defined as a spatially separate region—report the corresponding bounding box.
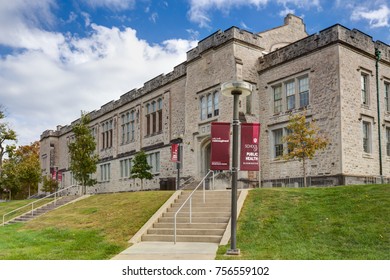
[200,140,211,177]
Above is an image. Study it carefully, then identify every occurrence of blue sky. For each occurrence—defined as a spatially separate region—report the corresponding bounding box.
[0,0,389,146]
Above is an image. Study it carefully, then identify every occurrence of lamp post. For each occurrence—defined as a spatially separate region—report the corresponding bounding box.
[221,81,252,255]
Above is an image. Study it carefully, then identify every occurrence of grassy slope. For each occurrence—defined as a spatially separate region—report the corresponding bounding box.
[0,191,173,260]
[217,184,390,260]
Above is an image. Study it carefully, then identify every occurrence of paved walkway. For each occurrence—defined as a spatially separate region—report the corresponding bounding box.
[111,242,218,260]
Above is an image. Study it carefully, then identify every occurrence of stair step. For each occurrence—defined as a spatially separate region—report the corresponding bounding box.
[152,222,227,229]
[166,207,231,213]
[158,216,230,224]
[141,234,222,243]
[162,211,229,218]
[147,228,225,236]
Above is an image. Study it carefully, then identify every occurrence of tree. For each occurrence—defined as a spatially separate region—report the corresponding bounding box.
[0,141,40,199]
[41,176,59,194]
[282,112,328,187]
[130,150,153,190]
[0,107,17,172]
[68,112,98,195]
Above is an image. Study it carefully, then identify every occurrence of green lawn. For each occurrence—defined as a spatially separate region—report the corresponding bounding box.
[0,191,173,260]
[217,184,390,260]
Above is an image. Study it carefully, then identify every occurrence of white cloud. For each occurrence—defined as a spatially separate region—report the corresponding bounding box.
[188,0,269,28]
[187,0,321,28]
[81,0,136,11]
[351,4,390,28]
[0,1,197,145]
[279,6,295,17]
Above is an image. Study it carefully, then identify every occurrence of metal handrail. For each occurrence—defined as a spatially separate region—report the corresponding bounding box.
[2,185,80,226]
[174,170,214,244]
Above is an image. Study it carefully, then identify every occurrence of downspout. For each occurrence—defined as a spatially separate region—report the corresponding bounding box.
[375,48,383,183]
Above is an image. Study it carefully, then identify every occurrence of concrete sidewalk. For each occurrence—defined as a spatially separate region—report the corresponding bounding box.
[111,242,218,260]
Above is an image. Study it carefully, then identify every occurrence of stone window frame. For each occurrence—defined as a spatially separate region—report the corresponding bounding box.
[270,72,310,115]
[120,157,132,179]
[361,73,370,106]
[120,109,136,145]
[99,163,111,182]
[101,119,113,150]
[199,90,220,121]
[362,120,372,154]
[145,97,163,137]
[146,151,160,174]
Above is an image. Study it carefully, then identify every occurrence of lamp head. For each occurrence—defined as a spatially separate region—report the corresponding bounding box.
[221,81,252,97]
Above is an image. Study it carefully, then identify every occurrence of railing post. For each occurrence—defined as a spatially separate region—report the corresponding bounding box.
[189,197,192,224]
[174,214,177,244]
[32,203,34,216]
[203,179,205,204]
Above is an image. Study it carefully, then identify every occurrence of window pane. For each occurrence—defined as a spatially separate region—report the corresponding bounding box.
[361,74,368,105]
[274,86,282,113]
[207,94,212,117]
[214,92,219,116]
[273,129,283,157]
[363,122,370,153]
[286,81,295,110]
[200,97,206,120]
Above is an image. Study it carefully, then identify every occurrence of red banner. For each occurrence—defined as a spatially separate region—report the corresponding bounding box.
[57,171,62,182]
[240,123,261,171]
[171,143,179,162]
[210,122,230,170]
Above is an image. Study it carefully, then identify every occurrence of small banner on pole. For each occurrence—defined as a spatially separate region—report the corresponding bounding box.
[210,122,231,170]
[171,143,179,162]
[240,123,261,171]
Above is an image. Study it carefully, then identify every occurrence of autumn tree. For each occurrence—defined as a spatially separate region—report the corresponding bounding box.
[0,141,41,199]
[41,176,59,194]
[282,113,328,187]
[68,112,98,195]
[130,150,153,190]
[0,107,17,172]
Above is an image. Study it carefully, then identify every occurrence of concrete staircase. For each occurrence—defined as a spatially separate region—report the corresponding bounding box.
[141,190,233,243]
[5,195,80,225]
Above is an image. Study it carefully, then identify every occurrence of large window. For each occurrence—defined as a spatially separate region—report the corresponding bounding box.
[271,74,309,114]
[362,121,371,153]
[120,158,132,178]
[273,129,284,158]
[101,120,113,149]
[361,74,369,105]
[145,98,163,136]
[200,91,219,120]
[121,110,136,144]
[100,163,111,182]
[147,152,160,174]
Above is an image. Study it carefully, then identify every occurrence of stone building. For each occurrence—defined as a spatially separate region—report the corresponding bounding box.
[40,14,390,193]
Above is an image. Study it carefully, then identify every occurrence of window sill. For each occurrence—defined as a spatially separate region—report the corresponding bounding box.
[144,131,163,138]
[362,153,374,159]
[199,116,219,125]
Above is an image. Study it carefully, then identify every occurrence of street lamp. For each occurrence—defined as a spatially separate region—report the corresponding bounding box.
[221,81,252,255]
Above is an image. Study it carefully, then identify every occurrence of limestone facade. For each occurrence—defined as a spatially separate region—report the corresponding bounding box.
[40,15,390,193]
